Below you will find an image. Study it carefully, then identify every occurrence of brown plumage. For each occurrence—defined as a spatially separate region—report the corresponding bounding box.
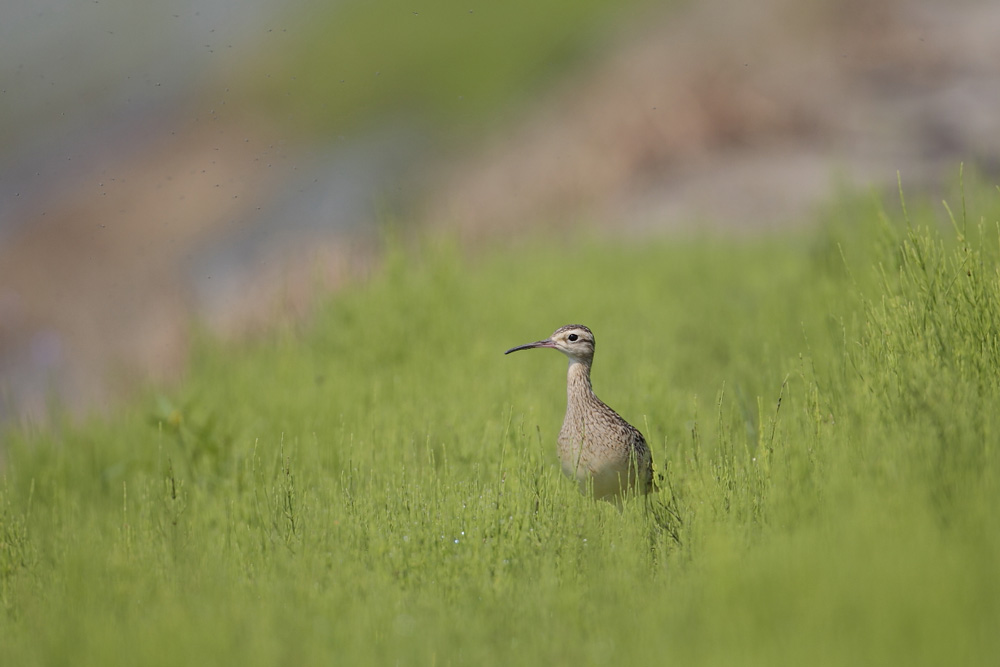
[506,324,654,502]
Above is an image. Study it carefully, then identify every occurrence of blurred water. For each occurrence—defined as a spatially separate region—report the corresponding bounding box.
[0,0,305,239]
[0,0,434,422]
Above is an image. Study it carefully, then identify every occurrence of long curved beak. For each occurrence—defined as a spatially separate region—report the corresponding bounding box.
[504,339,555,355]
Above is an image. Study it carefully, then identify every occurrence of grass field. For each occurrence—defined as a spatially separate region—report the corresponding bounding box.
[2,179,1000,665]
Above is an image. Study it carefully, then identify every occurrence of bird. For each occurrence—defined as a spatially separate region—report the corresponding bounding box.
[505,324,654,503]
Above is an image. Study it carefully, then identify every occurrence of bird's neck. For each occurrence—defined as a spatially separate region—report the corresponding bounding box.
[566,358,594,405]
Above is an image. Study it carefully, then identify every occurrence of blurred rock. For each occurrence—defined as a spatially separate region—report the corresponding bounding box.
[423,0,1000,236]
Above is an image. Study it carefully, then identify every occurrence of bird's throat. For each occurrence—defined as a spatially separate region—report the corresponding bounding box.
[566,359,594,404]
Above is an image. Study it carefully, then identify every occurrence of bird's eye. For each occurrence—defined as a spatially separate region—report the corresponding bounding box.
[568,333,579,342]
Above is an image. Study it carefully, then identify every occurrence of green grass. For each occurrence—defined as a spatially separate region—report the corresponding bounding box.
[2,180,1000,665]
[240,0,660,138]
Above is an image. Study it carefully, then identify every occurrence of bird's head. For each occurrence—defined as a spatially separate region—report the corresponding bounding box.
[505,324,595,363]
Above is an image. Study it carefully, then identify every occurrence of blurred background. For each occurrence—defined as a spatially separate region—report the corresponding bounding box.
[1,0,999,422]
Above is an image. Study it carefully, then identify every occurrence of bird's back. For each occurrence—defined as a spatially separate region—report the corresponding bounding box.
[559,391,654,501]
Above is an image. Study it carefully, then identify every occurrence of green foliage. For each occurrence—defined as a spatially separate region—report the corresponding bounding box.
[241,0,658,138]
[2,181,1000,665]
